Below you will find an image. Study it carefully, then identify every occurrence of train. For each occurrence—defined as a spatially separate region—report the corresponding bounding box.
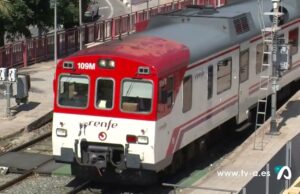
[52,0,300,184]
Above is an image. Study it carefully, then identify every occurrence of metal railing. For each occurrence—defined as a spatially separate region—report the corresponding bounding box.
[0,0,223,68]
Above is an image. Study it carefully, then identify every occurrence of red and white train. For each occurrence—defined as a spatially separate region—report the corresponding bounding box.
[52,0,300,183]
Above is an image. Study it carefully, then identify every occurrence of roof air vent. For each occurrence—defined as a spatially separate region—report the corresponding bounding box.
[233,14,250,35]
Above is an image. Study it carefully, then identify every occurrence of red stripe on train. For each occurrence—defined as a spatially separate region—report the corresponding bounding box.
[166,95,238,156]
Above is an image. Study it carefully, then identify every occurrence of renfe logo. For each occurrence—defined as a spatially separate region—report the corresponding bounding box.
[274,165,292,180]
[77,62,95,70]
[79,120,118,131]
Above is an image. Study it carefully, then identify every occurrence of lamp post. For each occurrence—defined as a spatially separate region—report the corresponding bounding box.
[54,0,57,65]
[269,0,280,134]
[79,0,83,50]
[50,0,58,65]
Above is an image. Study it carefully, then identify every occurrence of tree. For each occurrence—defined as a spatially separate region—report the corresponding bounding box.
[0,0,33,46]
[0,0,12,16]
[57,0,90,29]
[0,0,90,47]
[26,0,53,35]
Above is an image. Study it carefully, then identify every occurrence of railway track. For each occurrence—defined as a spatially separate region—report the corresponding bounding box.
[5,131,51,153]
[0,86,298,193]
[67,179,92,194]
[0,126,52,192]
[0,157,53,191]
[64,127,253,194]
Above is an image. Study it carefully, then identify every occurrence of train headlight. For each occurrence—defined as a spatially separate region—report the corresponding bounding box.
[99,59,106,68]
[137,136,148,144]
[108,60,115,68]
[98,59,116,69]
[56,128,67,137]
[126,135,148,144]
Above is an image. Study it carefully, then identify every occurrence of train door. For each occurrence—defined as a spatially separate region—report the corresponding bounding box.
[237,43,250,124]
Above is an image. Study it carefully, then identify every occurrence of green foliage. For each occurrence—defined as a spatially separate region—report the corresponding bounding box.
[57,0,90,28]
[0,0,33,46]
[26,0,53,34]
[0,0,91,46]
[0,0,12,16]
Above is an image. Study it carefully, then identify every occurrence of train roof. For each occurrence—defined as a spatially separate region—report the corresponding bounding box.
[71,36,190,77]
[141,0,300,63]
[70,0,300,75]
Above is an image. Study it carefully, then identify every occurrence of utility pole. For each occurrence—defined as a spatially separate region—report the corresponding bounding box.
[54,0,58,66]
[79,0,83,50]
[130,1,133,31]
[146,0,149,20]
[270,0,281,134]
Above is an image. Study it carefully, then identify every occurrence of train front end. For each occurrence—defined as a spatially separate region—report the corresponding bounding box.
[52,59,159,183]
[52,36,189,183]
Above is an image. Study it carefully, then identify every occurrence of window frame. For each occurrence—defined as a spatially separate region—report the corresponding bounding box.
[159,76,174,107]
[182,75,193,113]
[288,27,299,56]
[217,57,232,94]
[207,65,213,99]
[57,74,90,109]
[120,78,154,114]
[94,77,115,110]
[239,49,249,83]
[256,43,269,74]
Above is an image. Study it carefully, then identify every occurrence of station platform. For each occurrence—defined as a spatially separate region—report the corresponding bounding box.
[0,61,55,140]
[184,91,300,194]
[0,152,69,175]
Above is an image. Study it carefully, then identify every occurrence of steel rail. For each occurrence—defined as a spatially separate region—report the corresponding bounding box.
[0,157,54,191]
[10,131,52,152]
[67,180,91,194]
[0,126,52,191]
[1,131,52,155]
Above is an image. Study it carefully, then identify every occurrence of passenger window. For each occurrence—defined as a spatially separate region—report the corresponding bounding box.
[256,43,269,74]
[240,49,249,83]
[207,65,213,99]
[289,28,299,56]
[183,75,192,113]
[217,58,232,94]
[121,79,153,113]
[95,79,114,109]
[58,75,89,108]
[159,76,174,107]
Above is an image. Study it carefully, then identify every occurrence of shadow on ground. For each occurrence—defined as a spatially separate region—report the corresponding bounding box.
[11,101,40,115]
[277,99,300,129]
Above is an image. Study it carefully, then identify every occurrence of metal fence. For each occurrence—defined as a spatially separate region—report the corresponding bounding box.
[0,0,220,68]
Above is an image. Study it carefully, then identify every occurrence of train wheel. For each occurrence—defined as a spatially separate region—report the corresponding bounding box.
[196,137,208,158]
[168,150,184,174]
[71,163,92,179]
[183,142,196,162]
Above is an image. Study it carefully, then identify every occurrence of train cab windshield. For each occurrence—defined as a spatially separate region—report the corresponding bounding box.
[95,78,114,109]
[58,75,89,108]
[121,79,153,113]
[56,75,154,114]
